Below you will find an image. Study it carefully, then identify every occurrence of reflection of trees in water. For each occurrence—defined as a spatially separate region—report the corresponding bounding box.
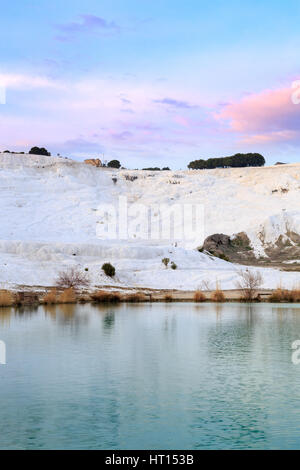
[191,304,268,449]
[14,305,39,317]
[163,313,177,336]
[214,303,223,319]
[271,305,300,352]
[191,304,300,448]
[0,307,13,324]
[206,304,261,359]
[57,303,76,318]
[92,304,123,333]
[44,304,57,319]
[103,311,115,331]
[192,303,300,449]
[273,305,300,320]
[1,304,49,324]
[44,304,90,333]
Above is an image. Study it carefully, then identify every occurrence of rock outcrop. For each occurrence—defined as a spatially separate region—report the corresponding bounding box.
[201,232,255,263]
[84,159,102,167]
[202,234,231,257]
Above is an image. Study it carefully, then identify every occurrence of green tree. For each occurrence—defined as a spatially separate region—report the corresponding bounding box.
[188,153,265,170]
[102,263,116,277]
[108,160,121,169]
[29,147,51,156]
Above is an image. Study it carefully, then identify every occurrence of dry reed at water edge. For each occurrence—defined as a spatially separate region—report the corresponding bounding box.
[194,290,206,302]
[124,293,146,302]
[43,289,57,304]
[269,286,300,303]
[90,291,121,303]
[0,290,14,307]
[211,282,225,302]
[58,288,77,304]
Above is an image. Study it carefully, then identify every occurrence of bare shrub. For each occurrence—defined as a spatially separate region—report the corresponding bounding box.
[91,291,121,303]
[236,269,263,301]
[58,288,77,304]
[194,290,206,302]
[164,294,173,302]
[0,290,14,307]
[43,289,57,305]
[56,267,90,289]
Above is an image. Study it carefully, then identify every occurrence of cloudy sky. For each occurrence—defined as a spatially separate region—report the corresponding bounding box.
[1,0,300,168]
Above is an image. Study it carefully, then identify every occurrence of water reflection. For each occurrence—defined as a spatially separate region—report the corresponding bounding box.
[57,303,76,318]
[44,304,57,319]
[0,302,300,449]
[14,305,39,317]
[214,303,224,318]
[0,307,13,325]
[102,311,115,331]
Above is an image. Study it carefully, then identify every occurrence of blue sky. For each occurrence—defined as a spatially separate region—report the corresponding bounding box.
[0,0,300,167]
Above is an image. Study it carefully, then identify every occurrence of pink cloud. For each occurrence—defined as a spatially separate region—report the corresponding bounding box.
[240,130,298,145]
[216,86,300,143]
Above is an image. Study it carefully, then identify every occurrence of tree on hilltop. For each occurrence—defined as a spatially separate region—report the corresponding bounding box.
[29,147,51,156]
[188,153,265,170]
[107,160,121,169]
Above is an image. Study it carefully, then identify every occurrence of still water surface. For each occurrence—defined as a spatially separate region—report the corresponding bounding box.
[0,302,300,449]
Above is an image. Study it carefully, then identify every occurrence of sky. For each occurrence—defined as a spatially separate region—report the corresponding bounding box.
[0,0,300,168]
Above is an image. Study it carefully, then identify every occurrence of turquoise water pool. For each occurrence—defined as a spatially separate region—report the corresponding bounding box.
[0,302,300,449]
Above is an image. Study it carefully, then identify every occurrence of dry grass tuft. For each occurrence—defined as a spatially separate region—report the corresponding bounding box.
[194,290,206,302]
[269,287,300,303]
[269,287,286,302]
[211,280,226,303]
[91,291,121,303]
[43,289,57,304]
[290,289,300,302]
[211,289,226,302]
[58,288,77,304]
[0,290,14,307]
